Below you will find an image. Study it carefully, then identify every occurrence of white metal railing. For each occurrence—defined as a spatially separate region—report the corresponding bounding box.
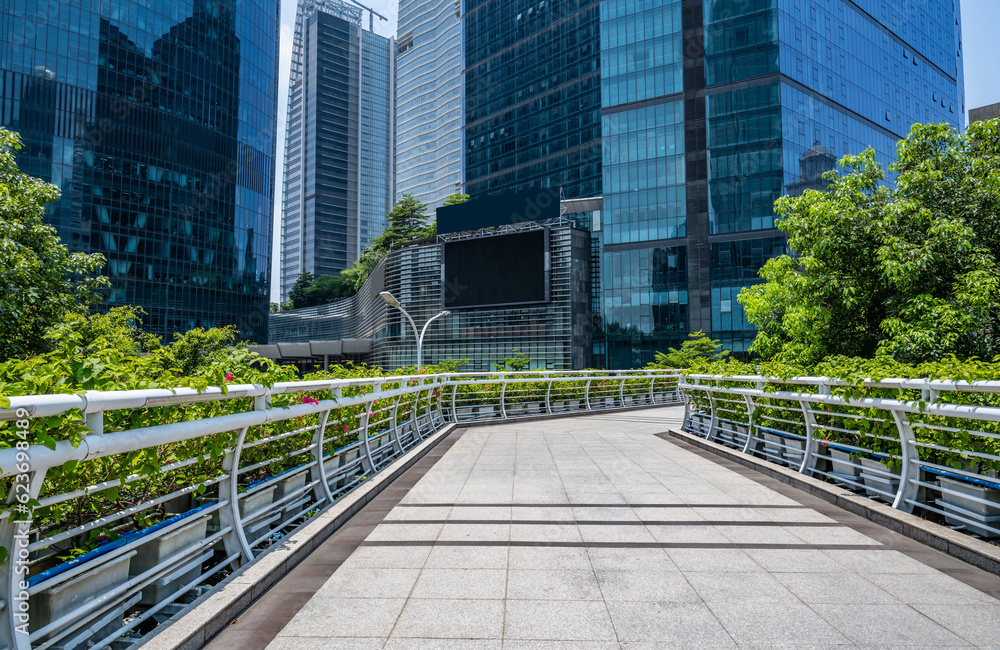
[680,374,1000,543]
[0,369,680,649]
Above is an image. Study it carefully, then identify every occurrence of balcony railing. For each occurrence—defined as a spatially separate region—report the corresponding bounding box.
[680,374,1000,542]
[0,370,680,649]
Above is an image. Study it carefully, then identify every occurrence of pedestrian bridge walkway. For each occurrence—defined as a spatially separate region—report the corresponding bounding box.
[207,407,1000,649]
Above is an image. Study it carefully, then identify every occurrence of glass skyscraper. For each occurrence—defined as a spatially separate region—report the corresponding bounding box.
[1,0,280,342]
[395,0,463,209]
[596,0,964,367]
[280,0,394,303]
[463,0,603,199]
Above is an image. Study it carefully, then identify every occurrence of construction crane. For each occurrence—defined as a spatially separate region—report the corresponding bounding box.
[344,0,388,31]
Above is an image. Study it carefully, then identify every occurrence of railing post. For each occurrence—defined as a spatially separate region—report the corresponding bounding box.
[450,382,459,422]
[740,393,757,455]
[798,399,820,475]
[358,404,375,474]
[680,380,691,428]
[311,410,335,505]
[0,464,47,650]
[890,409,920,513]
[584,372,593,411]
[706,388,719,441]
[500,377,508,419]
[618,376,627,407]
[219,425,255,565]
[389,392,405,456]
[544,373,553,414]
[649,376,656,404]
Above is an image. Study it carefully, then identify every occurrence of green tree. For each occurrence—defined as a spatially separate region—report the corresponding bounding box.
[0,129,109,359]
[740,119,1000,364]
[442,192,470,206]
[287,271,314,309]
[648,331,730,369]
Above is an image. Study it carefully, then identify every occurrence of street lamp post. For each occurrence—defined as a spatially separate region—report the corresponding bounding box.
[379,291,450,367]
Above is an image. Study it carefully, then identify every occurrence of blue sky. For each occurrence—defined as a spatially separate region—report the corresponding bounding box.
[268,0,1000,299]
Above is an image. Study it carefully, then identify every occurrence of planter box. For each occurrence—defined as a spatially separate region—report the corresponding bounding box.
[937,498,1000,538]
[565,399,580,410]
[273,471,309,524]
[937,476,1000,518]
[131,515,209,605]
[623,396,635,406]
[829,449,861,477]
[524,402,543,414]
[163,493,194,516]
[239,485,277,539]
[550,399,565,411]
[506,403,525,416]
[604,397,616,408]
[783,436,806,468]
[760,433,786,462]
[455,405,476,421]
[32,554,132,641]
[475,405,497,419]
[860,457,900,500]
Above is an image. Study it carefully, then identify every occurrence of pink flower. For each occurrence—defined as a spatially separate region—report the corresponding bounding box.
[344,424,349,431]
[433,391,439,397]
[302,396,319,405]
[225,374,233,381]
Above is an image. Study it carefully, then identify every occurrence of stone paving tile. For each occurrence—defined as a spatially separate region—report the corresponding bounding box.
[410,568,507,599]
[423,543,509,569]
[607,601,737,647]
[709,600,852,646]
[274,596,407,638]
[814,603,973,647]
[595,568,702,603]
[390,598,504,639]
[910,603,1000,647]
[773,571,900,605]
[505,569,604,601]
[504,600,618,641]
[314,567,421,599]
[685,570,802,605]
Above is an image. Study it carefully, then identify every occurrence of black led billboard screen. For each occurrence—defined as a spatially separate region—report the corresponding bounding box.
[436,188,561,234]
[442,229,550,309]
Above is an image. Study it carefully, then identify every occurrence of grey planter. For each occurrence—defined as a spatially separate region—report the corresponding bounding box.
[239,485,277,539]
[32,553,131,641]
[859,457,900,500]
[783,436,806,468]
[524,402,543,414]
[475,405,497,419]
[273,471,309,524]
[455,405,476,421]
[937,476,1000,518]
[565,399,580,410]
[507,403,525,416]
[760,433,786,462]
[131,515,209,605]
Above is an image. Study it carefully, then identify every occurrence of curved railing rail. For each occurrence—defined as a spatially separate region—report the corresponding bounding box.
[0,370,680,649]
[679,374,1000,544]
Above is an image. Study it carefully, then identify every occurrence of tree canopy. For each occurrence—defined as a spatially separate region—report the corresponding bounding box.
[739,119,1000,365]
[0,129,109,359]
[282,193,468,310]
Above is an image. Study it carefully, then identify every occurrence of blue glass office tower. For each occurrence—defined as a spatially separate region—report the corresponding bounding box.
[280,0,394,302]
[1,0,280,342]
[463,0,603,199]
[597,0,963,367]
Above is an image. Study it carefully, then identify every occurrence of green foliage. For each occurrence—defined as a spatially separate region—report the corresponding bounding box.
[0,129,110,359]
[495,349,531,371]
[442,192,470,206]
[648,330,730,370]
[740,119,1000,365]
[287,271,314,309]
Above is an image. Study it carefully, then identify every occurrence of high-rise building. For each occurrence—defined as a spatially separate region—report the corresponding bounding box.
[280,0,394,303]
[970,103,1000,124]
[462,0,603,199]
[1,0,281,342]
[597,0,964,368]
[395,0,463,209]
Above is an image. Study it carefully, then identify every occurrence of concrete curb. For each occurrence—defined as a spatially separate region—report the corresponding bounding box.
[137,423,459,650]
[667,428,1000,576]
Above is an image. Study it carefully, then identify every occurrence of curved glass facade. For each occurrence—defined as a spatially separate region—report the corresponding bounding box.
[1,0,279,342]
[395,0,463,208]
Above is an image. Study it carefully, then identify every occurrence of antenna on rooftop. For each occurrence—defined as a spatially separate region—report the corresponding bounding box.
[344,0,388,31]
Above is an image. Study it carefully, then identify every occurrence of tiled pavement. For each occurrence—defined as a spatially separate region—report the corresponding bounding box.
[209,407,1000,649]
